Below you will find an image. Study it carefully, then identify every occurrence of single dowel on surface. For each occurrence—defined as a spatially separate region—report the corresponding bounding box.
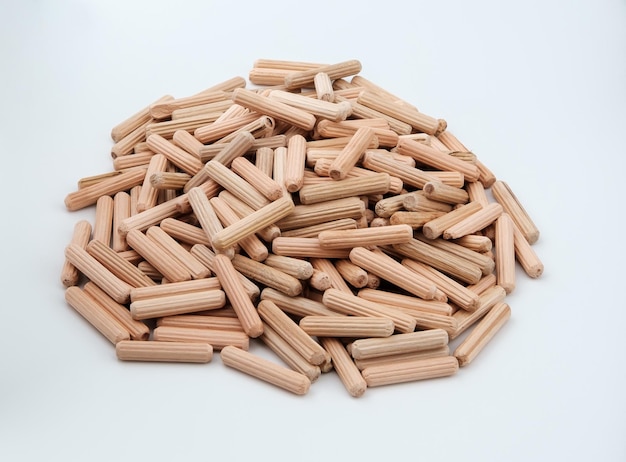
[116,340,213,363]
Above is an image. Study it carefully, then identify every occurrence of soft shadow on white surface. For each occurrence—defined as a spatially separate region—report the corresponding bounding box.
[1,1,625,461]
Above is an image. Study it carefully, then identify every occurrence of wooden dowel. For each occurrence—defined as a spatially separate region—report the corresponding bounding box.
[146,133,203,175]
[110,95,173,141]
[232,88,316,131]
[402,191,454,214]
[396,138,480,182]
[357,288,452,316]
[130,278,221,302]
[136,154,168,212]
[204,160,269,211]
[351,329,449,360]
[189,245,260,301]
[495,213,516,294]
[145,226,211,280]
[465,179,490,207]
[64,244,133,304]
[146,114,223,139]
[298,172,390,205]
[260,287,340,318]
[337,96,413,135]
[118,195,187,235]
[199,135,286,163]
[65,285,131,347]
[157,314,243,332]
[402,258,480,312]
[150,172,191,190]
[423,181,469,205]
[421,202,483,240]
[116,340,213,363]
[217,190,280,242]
[284,134,307,192]
[281,218,357,239]
[361,151,438,190]
[450,235,493,253]
[92,195,114,246]
[86,239,156,288]
[334,259,368,288]
[320,337,367,397]
[454,302,511,366]
[313,158,403,194]
[187,186,233,257]
[392,238,482,285]
[61,220,92,287]
[263,255,313,280]
[130,290,226,320]
[443,202,503,240]
[111,121,150,158]
[314,72,334,101]
[349,247,437,300]
[309,257,352,292]
[126,228,192,283]
[257,299,329,366]
[300,316,394,338]
[159,218,210,246]
[450,285,507,340]
[172,129,205,158]
[325,127,376,180]
[354,346,450,371]
[221,345,311,395]
[232,254,302,297]
[111,192,131,251]
[361,355,458,387]
[149,91,227,120]
[512,219,544,278]
[231,157,283,201]
[260,323,321,383]
[491,180,540,244]
[414,234,495,276]
[268,90,352,122]
[389,210,446,229]
[356,90,444,135]
[318,224,413,249]
[322,288,417,334]
[212,254,264,338]
[153,326,249,351]
[209,196,268,261]
[65,168,146,211]
[82,282,150,340]
[272,237,351,259]
[211,196,294,252]
[284,59,362,89]
[276,196,364,231]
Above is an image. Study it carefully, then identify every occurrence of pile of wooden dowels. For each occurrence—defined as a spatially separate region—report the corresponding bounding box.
[61,58,543,397]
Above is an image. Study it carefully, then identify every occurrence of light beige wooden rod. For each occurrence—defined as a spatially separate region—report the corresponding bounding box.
[322,288,416,334]
[213,254,264,338]
[116,340,213,363]
[300,316,394,338]
[65,286,130,344]
[320,337,367,398]
[454,302,511,366]
[64,244,133,304]
[257,299,329,366]
[350,329,449,360]
[361,355,458,387]
[153,326,249,351]
[130,290,226,320]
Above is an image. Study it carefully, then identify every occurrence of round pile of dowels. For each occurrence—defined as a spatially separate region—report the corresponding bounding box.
[61,59,543,397]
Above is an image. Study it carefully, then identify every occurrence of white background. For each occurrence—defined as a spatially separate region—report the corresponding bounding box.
[1,1,625,460]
